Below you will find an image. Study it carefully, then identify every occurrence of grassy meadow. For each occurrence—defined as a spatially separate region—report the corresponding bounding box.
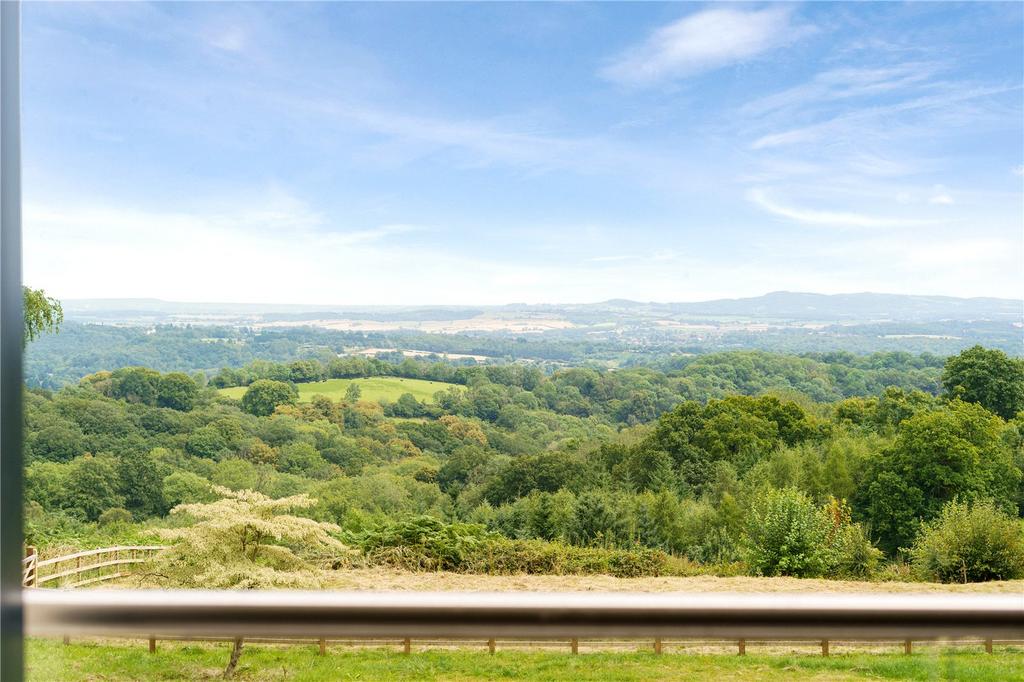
[218,376,459,404]
[27,639,1024,681]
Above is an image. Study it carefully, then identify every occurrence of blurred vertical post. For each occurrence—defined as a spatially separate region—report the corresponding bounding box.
[0,1,24,681]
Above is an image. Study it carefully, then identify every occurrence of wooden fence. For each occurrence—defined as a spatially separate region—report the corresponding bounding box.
[128,634,1014,657]
[22,545,165,589]
[22,550,1023,660]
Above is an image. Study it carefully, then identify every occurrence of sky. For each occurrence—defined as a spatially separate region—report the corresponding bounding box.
[20,2,1024,305]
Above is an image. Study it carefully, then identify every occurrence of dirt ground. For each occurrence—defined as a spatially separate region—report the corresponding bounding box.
[320,569,1024,593]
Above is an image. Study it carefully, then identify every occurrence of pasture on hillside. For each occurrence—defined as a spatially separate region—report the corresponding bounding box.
[218,376,459,404]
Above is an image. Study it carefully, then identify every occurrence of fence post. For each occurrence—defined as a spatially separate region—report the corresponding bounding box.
[319,637,326,656]
[570,638,578,655]
[148,637,156,654]
[403,638,411,655]
[738,639,746,656]
[487,638,495,655]
[654,638,662,655]
[985,639,993,654]
[904,640,912,655]
[821,639,830,657]
[24,546,37,587]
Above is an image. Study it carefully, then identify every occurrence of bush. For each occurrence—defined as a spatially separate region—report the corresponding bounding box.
[910,500,1024,583]
[743,488,835,577]
[346,515,698,577]
[743,489,879,578]
[98,507,133,526]
[823,498,882,578]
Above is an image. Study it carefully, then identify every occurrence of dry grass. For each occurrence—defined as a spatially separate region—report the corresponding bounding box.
[318,568,1024,593]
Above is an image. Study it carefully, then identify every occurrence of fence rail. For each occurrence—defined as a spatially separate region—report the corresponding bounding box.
[25,589,1024,643]
[22,552,1024,660]
[22,546,165,589]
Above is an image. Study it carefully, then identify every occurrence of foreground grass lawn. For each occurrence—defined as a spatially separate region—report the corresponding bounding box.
[27,639,1024,681]
[218,376,459,404]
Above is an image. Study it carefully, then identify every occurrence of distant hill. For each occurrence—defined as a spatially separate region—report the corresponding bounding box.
[657,292,1022,322]
[61,291,1022,325]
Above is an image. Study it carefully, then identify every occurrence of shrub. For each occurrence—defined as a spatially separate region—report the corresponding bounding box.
[157,487,347,588]
[910,500,1024,583]
[823,498,882,578]
[97,507,133,526]
[743,488,835,577]
[346,515,697,577]
[743,489,879,578]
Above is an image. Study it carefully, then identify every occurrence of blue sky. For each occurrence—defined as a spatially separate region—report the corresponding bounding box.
[21,2,1024,305]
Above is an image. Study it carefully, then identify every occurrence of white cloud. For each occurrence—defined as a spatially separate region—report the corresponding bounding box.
[746,188,932,229]
[928,185,954,205]
[205,26,248,53]
[600,7,811,87]
[587,255,639,263]
[22,197,437,305]
[23,193,1021,304]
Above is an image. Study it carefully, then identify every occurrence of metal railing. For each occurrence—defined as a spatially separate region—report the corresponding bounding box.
[25,590,1024,644]
[21,546,165,588]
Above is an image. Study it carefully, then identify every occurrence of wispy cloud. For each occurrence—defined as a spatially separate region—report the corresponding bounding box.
[928,185,954,205]
[750,83,1020,150]
[740,62,943,117]
[600,7,813,87]
[204,25,248,53]
[746,188,932,229]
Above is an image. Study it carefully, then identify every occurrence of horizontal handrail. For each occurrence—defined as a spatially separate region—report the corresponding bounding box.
[34,546,165,569]
[37,558,148,585]
[22,545,166,588]
[64,572,135,589]
[24,590,1024,640]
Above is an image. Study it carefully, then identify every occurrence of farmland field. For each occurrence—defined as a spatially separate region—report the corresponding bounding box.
[218,377,460,404]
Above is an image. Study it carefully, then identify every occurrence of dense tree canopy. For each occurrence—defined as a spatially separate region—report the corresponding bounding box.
[241,379,299,417]
[22,342,1024,584]
[942,345,1024,420]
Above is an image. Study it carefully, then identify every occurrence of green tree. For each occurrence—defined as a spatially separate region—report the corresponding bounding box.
[241,379,298,417]
[344,382,362,402]
[856,400,1021,554]
[910,500,1024,583]
[289,360,324,383]
[116,449,166,518]
[617,448,675,492]
[63,454,124,521]
[162,471,216,507]
[642,395,819,493]
[393,392,424,418]
[27,420,86,462]
[570,491,626,548]
[157,372,199,411]
[277,441,330,478]
[23,286,63,344]
[942,345,1024,420]
[110,367,162,405]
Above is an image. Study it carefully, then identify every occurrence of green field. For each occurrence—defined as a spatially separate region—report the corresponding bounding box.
[218,377,459,404]
[26,639,1024,681]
